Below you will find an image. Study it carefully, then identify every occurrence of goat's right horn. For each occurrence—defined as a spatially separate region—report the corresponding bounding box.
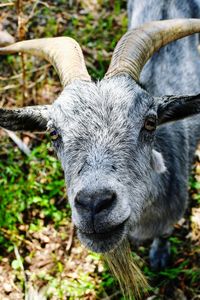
[0,37,91,87]
[105,18,200,82]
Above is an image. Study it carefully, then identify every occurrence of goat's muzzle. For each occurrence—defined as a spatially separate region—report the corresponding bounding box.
[75,189,117,225]
[73,187,130,253]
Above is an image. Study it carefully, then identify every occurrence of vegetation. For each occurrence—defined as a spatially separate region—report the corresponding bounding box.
[0,1,199,299]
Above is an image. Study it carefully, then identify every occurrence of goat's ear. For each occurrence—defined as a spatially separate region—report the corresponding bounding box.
[151,149,166,173]
[0,105,51,131]
[157,94,200,125]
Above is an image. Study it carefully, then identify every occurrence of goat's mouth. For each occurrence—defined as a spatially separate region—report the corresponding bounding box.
[77,221,127,253]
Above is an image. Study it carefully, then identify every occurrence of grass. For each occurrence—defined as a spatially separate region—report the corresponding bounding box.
[0,1,200,299]
[0,137,67,244]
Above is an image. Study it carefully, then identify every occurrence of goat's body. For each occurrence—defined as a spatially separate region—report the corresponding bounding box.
[1,1,200,264]
[128,0,200,243]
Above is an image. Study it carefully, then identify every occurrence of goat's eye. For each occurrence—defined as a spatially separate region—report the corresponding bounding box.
[144,116,157,131]
[49,129,59,140]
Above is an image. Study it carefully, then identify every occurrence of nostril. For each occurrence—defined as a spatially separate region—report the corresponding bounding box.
[75,192,88,210]
[94,192,117,214]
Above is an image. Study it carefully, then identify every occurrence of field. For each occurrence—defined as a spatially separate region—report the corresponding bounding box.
[0,1,200,299]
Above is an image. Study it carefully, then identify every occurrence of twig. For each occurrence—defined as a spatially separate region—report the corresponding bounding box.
[37,1,50,8]
[4,129,31,156]
[14,244,47,300]
[0,63,51,81]
[14,245,26,277]
[0,84,20,91]
[14,244,28,297]
[0,227,39,249]
[66,223,75,255]
[23,132,43,141]
[16,0,27,105]
[0,96,6,107]
[21,53,26,105]
[27,0,40,22]
[0,3,15,7]
[101,291,121,300]
[69,0,74,7]
[27,73,46,88]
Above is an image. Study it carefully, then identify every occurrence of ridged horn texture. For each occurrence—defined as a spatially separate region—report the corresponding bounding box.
[0,37,91,87]
[105,19,200,82]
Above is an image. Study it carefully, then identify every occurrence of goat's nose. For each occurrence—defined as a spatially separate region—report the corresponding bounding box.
[75,189,117,215]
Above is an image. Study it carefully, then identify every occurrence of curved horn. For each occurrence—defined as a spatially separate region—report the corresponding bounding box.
[105,19,200,82]
[0,37,91,87]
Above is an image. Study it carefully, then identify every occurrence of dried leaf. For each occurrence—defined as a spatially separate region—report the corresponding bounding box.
[191,208,200,242]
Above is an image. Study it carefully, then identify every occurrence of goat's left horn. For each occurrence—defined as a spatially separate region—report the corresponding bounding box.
[105,19,200,82]
[0,37,91,87]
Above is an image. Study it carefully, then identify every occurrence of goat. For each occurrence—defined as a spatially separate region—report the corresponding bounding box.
[0,2,200,298]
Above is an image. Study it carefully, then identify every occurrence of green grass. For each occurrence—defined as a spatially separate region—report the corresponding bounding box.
[0,137,68,247]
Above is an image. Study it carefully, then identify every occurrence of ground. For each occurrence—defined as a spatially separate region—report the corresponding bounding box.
[0,1,199,299]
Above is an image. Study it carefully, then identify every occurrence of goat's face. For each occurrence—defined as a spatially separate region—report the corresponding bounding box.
[49,76,165,252]
[1,19,200,253]
[2,74,198,253]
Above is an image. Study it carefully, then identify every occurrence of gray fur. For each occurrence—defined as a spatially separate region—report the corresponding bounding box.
[1,0,200,254]
[128,0,200,96]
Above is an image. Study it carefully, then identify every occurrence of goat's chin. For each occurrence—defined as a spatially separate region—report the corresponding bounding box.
[77,223,127,253]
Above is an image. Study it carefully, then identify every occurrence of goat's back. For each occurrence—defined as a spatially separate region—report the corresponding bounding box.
[128,0,200,96]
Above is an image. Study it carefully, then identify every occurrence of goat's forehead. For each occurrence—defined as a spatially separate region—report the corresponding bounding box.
[50,78,153,128]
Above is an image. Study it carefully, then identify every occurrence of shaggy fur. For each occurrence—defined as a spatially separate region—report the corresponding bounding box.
[103,240,149,299]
